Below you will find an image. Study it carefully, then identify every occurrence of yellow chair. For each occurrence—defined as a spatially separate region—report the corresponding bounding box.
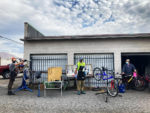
[44,67,63,97]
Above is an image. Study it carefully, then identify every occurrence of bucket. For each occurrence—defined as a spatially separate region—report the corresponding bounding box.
[119,84,125,93]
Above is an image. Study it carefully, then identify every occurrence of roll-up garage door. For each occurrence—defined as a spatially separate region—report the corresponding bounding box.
[30,54,67,83]
[74,53,114,87]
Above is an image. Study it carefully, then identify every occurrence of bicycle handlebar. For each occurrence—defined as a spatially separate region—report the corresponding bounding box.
[101,67,114,72]
[101,67,107,71]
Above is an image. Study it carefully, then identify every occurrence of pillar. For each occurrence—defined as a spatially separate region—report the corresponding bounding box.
[68,52,74,65]
[114,51,121,74]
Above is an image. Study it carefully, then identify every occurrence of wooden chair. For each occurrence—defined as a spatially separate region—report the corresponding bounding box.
[44,67,63,97]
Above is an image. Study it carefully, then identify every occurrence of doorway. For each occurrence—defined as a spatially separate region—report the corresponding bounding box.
[121,53,150,75]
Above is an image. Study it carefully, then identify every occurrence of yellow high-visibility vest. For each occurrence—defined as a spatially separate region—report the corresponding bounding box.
[77,61,85,71]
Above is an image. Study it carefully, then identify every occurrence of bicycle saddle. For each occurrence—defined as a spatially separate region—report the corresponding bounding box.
[102,67,108,71]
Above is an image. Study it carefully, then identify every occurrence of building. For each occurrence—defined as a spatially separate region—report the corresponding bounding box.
[0,58,11,65]
[21,22,150,85]
[0,57,11,65]
[0,52,16,65]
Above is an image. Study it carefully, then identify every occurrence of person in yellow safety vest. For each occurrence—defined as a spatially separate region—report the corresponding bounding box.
[75,57,86,95]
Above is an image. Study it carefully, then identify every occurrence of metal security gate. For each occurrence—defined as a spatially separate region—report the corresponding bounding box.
[30,54,67,83]
[74,53,114,87]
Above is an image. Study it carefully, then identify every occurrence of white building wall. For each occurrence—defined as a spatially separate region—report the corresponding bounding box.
[24,38,150,73]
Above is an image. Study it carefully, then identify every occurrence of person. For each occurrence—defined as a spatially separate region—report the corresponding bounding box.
[8,57,23,95]
[122,59,136,89]
[75,57,86,95]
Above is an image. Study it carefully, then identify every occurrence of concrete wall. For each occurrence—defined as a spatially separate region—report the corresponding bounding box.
[24,38,150,73]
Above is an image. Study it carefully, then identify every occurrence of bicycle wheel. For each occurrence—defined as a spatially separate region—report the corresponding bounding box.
[107,79,118,97]
[93,67,103,81]
[148,83,150,91]
[134,78,146,91]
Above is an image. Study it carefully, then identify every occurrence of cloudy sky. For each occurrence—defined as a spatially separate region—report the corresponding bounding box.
[0,0,150,58]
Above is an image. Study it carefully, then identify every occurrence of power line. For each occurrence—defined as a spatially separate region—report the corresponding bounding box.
[0,35,23,45]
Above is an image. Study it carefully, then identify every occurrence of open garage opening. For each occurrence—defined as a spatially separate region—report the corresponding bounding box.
[121,53,150,76]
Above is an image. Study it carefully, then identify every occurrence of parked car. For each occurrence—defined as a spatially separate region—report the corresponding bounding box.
[0,59,27,79]
[0,65,10,79]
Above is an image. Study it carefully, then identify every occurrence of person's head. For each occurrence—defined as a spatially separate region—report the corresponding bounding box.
[79,57,84,62]
[11,57,16,63]
[125,59,130,64]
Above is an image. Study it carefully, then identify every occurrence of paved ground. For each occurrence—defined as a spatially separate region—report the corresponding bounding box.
[0,76,150,113]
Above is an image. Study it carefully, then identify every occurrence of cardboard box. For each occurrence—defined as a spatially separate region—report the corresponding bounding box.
[48,67,62,81]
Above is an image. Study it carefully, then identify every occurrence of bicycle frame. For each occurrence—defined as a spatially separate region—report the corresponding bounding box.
[123,74,145,90]
[96,71,114,80]
[123,75,134,84]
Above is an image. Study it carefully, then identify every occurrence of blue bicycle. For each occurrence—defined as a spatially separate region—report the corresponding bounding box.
[93,67,118,97]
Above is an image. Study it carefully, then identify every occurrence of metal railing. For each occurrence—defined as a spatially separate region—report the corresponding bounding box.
[30,54,67,83]
[74,53,114,87]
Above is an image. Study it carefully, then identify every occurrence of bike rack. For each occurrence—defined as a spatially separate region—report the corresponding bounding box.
[14,69,32,93]
[95,72,123,103]
[95,72,109,102]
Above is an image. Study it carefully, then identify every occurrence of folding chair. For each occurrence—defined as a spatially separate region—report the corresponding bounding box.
[44,67,63,97]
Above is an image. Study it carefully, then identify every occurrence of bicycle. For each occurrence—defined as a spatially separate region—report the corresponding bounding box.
[93,67,118,97]
[122,73,146,91]
[144,73,150,90]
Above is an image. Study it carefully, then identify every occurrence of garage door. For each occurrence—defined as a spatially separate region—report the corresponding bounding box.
[122,53,150,75]
[74,53,114,87]
[30,54,67,83]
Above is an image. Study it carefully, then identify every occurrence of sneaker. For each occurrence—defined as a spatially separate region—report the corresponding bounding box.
[77,91,80,95]
[81,91,86,94]
[8,91,15,95]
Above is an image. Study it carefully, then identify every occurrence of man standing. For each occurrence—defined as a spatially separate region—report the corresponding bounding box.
[122,59,136,89]
[8,58,22,95]
[76,57,86,95]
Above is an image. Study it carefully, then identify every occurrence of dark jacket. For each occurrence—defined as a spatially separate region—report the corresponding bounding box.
[122,63,136,75]
[9,63,17,80]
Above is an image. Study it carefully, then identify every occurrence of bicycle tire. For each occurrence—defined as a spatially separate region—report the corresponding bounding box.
[148,83,150,91]
[93,67,103,81]
[107,79,118,97]
[134,78,146,91]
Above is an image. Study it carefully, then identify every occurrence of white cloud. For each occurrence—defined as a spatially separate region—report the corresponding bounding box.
[0,0,150,56]
[0,0,149,35]
[0,40,23,58]
[0,34,23,58]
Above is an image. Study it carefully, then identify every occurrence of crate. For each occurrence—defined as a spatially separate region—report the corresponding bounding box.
[45,82,55,88]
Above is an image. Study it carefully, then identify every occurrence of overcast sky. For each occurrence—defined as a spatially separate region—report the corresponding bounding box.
[0,0,150,58]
